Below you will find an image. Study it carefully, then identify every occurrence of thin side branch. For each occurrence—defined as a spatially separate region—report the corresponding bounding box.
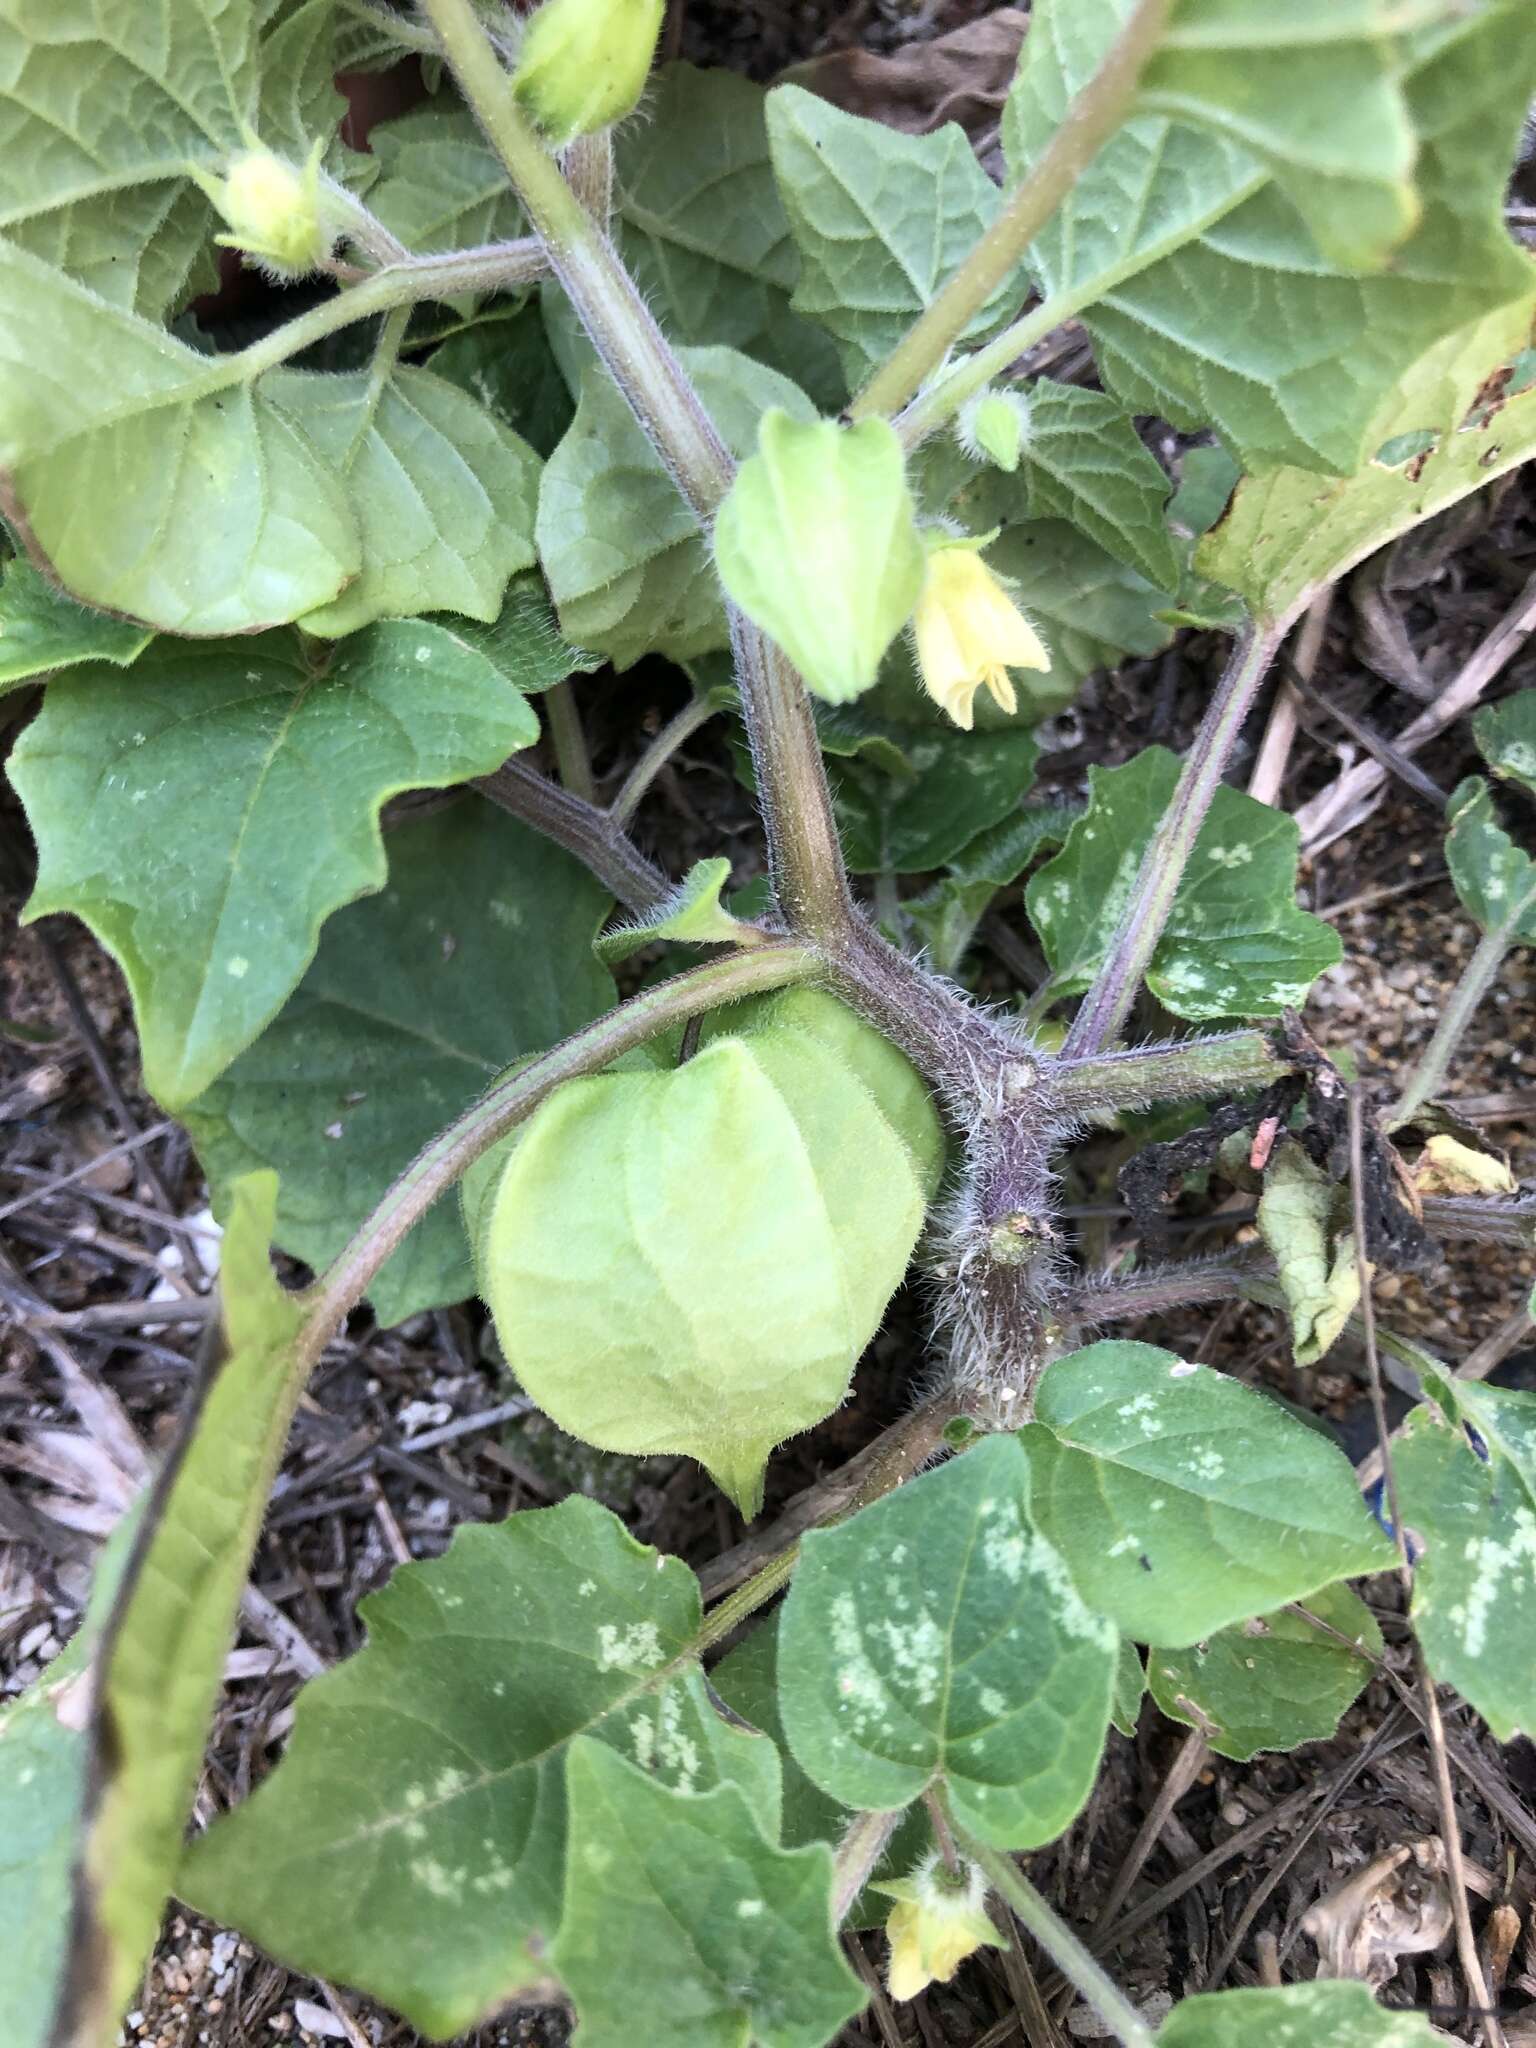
[296,943,819,1370]
[956,1825,1156,2048]
[422,0,855,943]
[1346,1089,1506,2048]
[851,0,1175,424]
[475,758,670,912]
[1063,622,1283,1057]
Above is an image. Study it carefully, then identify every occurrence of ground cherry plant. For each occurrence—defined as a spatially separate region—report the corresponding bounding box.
[3,1,1536,2044]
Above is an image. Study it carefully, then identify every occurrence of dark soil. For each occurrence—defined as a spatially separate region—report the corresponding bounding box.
[3,5,1535,2047]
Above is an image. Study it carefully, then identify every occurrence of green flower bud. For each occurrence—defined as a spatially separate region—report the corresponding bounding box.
[512,0,665,146]
[206,145,329,277]
[957,387,1032,474]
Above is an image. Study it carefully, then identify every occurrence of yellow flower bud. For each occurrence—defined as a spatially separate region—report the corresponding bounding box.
[209,146,328,277]
[876,1853,1003,2002]
[912,538,1050,731]
[513,0,665,146]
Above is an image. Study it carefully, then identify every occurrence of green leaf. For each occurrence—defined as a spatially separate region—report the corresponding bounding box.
[1026,749,1341,1017]
[1006,0,1536,473]
[555,1737,864,2048]
[711,1616,927,1931]
[1444,778,1536,944]
[1020,1341,1392,1645]
[982,519,1175,701]
[595,858,760,967]
[430,304,577,458]
[537,346,815,669]
[257,0,350,166]
[27,1174,306,2046]
[1198,295,1536,625]
[614,64,845,408]
[714,413,925,705]
[1255,1141,1361,1367]
[1158,1981,1441,2047]
[183,800,614,1326]
[274,364,541,636]
[1146,1580,1381,1761]
[0,242,356,633]
[1474,689,1536,797]
[366,102,524,259]
[0,1508,141,2048]
[0,244,538,636]
[906,805,1077,976]
[777,1436,1117,1847]
[1010,383,1178,590]
[1111,1638,1145,1737]
[181,1497,787,2040]
[0,562,152,691]
[0,0,247,310]
[765,83,1009,387]
[450,569,603,696]
[1139,0,1425,271]
[11,621,541,1109]
[1396,1385,1536,1740]
[478,988,943,1514]
[823,649,1043,875]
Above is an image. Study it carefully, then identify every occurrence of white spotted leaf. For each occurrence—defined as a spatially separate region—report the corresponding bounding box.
[776,1434,1118,1848]
[1474,689,1536,800]
[1019,1342,1393,1647]
[10,623,542,1110]
[1396,1382,1536,1741]
[1443,778,1536,948]
[553,1738,865,2048]
[1145,1580,1381,1762]
[1025,747,1341,1018]
[1158,1981,1441,2047]
[179,1497,788,2040]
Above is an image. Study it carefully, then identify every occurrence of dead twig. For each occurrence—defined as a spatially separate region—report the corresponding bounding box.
[1347,1087,1506,2048]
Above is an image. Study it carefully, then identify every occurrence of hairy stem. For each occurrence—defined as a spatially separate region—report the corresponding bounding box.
[423,0,731,517]
[1389,919,1524,1130]
[609,693,720,829]
[850,0,1174,424]
[296,944,817,1369]
[475,758,670,912]
[729,613,855,941]
[954,1826,1156,2048]
[219,241,548,387]
[833,1812,901,1924]
[1063,622,1283,1058]
[423,0,854,941]
[542,678,596,804]
[696,1543,800,1652]
[1052,1028,1285,1115]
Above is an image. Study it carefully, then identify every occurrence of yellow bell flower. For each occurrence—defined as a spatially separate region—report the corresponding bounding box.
[876,1852,1004,2001]
[913,540,1050,731]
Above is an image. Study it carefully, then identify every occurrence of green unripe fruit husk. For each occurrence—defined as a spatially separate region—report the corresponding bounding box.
[469,990,943,1515]
[512,0,665,146]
